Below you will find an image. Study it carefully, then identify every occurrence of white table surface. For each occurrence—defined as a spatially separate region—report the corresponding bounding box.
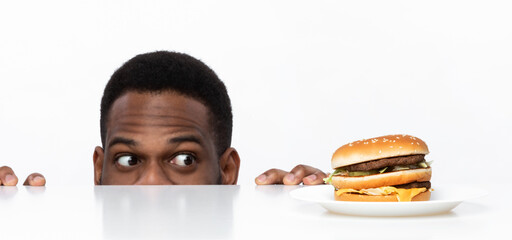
[0,184,507,240]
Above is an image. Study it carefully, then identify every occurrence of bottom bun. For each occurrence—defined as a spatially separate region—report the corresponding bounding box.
[334,190,431,202]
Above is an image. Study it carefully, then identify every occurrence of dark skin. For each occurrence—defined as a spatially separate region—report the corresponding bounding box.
[254,165,328,185]
[0,166,45,186]
[2,91,326,186]
[94,91,240,185]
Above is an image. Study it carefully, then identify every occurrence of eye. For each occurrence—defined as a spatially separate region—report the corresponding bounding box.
[171,153,196,166]
[116,155,140,167]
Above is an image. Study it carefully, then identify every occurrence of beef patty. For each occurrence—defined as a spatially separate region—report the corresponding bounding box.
[342,154,425,171]
[393,181,431,189]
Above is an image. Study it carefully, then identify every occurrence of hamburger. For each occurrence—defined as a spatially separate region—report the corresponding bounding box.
[324,134,433,202]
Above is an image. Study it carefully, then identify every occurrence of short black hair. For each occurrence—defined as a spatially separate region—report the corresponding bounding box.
[100,51,232,156]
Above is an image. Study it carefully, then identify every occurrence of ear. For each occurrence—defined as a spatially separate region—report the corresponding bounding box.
[219,147,241,185]
[93,146,105,185]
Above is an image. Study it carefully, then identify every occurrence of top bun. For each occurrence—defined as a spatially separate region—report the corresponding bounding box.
[332,134,429,169]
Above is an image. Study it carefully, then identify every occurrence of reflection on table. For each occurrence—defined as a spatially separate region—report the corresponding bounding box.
[95,185,238,240]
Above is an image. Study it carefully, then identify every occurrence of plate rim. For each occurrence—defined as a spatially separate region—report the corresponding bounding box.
[290,184,487,205]
[289,184,489,216]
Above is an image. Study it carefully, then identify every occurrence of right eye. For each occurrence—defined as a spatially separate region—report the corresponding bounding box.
[116,155,140,167]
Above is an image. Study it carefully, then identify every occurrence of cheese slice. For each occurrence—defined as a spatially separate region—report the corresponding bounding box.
[394,188,426,201]
[335,187,427,202]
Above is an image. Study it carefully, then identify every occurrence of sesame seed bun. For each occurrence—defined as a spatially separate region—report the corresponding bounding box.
[331,134,429,169]
[334,190,431,202]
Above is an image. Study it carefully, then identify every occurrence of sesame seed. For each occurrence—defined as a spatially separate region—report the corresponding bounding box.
[390,146,393,148]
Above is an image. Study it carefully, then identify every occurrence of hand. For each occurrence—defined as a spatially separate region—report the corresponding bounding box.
[0,166,46,186]
[255,164,328,185]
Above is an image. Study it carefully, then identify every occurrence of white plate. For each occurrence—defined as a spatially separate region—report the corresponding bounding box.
[290,185,487,217]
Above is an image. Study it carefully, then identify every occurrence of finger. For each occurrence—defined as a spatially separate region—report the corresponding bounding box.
[255,168,289,185]
[284,165,327,185]
[0,166,19,186]
[302,171,329,185]
[23,173,46,186]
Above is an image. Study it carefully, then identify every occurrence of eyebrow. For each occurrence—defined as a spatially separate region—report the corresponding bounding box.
[168,135,202,145]
[108,137,137,148]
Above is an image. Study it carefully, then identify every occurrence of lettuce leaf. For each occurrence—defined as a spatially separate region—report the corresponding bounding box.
[323,169,343,184]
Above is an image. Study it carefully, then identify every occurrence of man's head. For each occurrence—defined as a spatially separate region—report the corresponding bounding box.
[93,51,240,185]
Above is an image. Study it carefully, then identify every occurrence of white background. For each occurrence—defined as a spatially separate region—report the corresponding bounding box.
[0,0,510,186]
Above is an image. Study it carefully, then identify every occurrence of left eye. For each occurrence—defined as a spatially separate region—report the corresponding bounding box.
[171,154,196,166]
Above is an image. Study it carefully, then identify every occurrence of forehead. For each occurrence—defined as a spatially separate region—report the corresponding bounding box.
[107,91,212,141]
